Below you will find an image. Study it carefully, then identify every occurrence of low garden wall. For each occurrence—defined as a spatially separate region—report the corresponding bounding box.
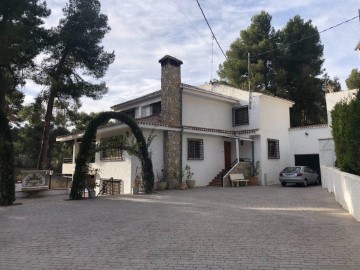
[321,166,360,222]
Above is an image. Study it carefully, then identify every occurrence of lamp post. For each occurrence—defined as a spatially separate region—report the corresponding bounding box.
[48,168,53,189]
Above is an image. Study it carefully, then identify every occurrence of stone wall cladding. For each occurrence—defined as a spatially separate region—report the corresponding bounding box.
[163,131,181,188]
[160,58,182,127]
[159,56,183,189]
[224,162,252,187]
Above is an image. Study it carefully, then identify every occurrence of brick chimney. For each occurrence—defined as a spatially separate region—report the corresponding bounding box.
[159,55,183,188]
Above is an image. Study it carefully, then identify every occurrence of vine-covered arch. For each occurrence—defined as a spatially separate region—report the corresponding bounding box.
[70,111,154,200]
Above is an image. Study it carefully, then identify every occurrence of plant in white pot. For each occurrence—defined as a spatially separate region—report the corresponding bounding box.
[185,165,195,188]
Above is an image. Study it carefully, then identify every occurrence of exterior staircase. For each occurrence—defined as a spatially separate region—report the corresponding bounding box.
[208,169,226,187]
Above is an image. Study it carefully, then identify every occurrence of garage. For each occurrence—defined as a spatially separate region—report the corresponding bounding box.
[294,154,320,175]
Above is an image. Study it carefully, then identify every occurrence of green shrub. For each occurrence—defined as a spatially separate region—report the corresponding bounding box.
[332,91,360,175]
[0,110,15,205]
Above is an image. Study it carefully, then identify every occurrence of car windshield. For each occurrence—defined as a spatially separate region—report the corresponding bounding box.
[282,167,301,173]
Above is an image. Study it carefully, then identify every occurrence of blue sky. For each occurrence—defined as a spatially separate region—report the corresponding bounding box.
[23,0,360,113]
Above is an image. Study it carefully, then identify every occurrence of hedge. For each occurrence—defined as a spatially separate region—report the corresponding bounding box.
[331,91,360,175]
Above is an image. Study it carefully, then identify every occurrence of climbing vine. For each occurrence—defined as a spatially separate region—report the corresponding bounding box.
[0,110,15,205]
[70,111,154,200]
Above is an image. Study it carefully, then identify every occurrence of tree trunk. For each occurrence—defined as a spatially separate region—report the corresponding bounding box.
[37,88,56,170]
[0,91,5,114]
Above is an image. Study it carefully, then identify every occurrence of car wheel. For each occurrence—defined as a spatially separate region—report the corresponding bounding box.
[303,180,308,187]
[281,182,286,187]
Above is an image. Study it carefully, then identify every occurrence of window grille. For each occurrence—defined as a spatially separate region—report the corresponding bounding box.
[187,139,204,160]
[233,106,249,126]
[100,136,124,161]
[267,139,280,159]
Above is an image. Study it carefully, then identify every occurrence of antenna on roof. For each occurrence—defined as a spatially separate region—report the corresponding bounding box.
[248,52,253,109]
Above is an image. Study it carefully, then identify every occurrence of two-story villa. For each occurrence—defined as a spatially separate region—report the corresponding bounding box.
[57,55,301,194]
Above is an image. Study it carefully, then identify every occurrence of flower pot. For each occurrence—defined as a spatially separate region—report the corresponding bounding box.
[249,176,259,186]
[177,182,187,190]
[156,181,167,190]
[88,190,96,199]
[185,180,196,188]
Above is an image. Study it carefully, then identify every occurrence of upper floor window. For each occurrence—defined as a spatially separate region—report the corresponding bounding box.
[267,139,280,159]
[150,101,161,115]
[122,108,136,118]
[100,136,124,161]
[233,106,249,126]
[187,138,204,160]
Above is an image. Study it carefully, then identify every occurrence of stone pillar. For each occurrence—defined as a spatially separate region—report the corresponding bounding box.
[159,55,183,188]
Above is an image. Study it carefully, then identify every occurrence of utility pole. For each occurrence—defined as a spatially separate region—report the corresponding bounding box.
[248,52,253,109]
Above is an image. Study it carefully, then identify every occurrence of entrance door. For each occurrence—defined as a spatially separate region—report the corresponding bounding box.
[224,141,231,170]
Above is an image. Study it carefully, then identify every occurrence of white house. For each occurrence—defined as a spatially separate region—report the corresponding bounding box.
[57,55,356,194]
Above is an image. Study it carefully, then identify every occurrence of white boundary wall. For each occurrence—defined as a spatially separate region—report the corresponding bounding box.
[321,166,360,222]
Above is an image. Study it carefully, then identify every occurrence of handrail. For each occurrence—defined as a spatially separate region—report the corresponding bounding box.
[222,159,239,187]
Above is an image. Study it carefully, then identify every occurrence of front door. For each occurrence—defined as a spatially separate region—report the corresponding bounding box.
[224,141,231,170]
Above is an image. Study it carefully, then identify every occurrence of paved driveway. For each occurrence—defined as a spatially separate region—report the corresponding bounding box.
[1,186,360,270]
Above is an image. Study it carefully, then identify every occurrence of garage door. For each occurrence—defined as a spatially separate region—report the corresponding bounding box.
[294,154,320,175]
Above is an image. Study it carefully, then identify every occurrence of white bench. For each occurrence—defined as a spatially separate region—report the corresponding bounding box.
[21,172,49,196]
[229,173,249,187]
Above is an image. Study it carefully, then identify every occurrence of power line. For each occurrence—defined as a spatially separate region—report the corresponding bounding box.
[196,0,227,60]
[255,15,359,58]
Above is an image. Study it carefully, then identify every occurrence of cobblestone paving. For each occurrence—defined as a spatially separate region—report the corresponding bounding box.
[1,185,360,270]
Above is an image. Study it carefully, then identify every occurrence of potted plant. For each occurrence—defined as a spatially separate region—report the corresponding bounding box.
[85,176,97,199]
[156,168,167,190]
[249,161,260,186]
[185,165,195,188]
[173,169,187,190]
[133,169,142,195]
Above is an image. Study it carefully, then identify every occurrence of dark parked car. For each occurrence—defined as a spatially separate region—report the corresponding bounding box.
[279,166,320,187]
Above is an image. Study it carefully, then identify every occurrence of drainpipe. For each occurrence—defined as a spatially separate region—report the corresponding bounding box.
[180,86,183,177]
[235,138,239,162]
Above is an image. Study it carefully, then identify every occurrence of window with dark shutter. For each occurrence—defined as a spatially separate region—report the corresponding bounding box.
[233,106,249,126]
[267,139,280,159]
[187,139,204,160]
[151,101,161,115]
[122,108,136,118]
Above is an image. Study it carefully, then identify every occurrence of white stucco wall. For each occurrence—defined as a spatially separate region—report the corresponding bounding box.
[321,166,360,222]
[257,95,293,185]
[319,139,335,167]
[182,92,234,130]
[289,125,331,164]
[182,132,225,187]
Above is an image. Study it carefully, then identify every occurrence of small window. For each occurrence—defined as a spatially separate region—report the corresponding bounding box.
[267,139,280,159]
[151,102,161,115]
[122,108,136,118]
[100,136,124,161]
[233,106,249,126]
[187,139,204,160]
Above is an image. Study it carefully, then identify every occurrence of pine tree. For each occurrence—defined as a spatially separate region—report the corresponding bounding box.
[36,0,115,169]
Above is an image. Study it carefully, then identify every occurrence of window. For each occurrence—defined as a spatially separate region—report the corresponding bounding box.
[187,139,204,160]
[122,108,136,118]
[233,106,249,126]
[267,139,280,159]
[150,101,161,115]
[100,136,124,161]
